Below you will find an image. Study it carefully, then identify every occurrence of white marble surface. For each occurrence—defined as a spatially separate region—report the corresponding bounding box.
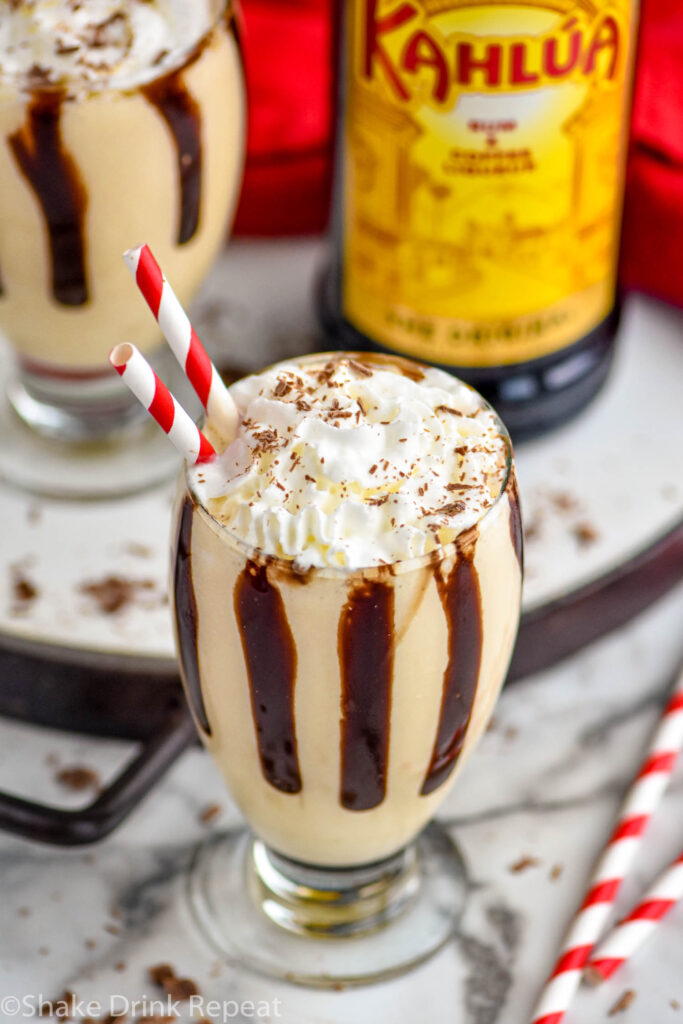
[0,583,682,1023]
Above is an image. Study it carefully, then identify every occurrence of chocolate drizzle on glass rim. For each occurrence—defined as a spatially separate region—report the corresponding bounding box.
[173,495,213,736]
[1,0,237,307]
[177,353,518,810]
[8,88,89,307]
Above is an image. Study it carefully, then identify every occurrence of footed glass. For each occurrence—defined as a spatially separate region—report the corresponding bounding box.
[171,358,522,985]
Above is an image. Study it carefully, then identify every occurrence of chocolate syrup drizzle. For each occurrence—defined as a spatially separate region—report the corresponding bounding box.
[234,562,302,794]
[9,91,89,306]
[4,23,220,309]
[508,476,524,571]
[421,534,483,796]
[173,498,213,735]
[142,60,203,245]
[338,580,395,810]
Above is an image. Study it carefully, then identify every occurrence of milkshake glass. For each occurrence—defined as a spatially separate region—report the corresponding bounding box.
[172,352,522,984]
[0,0,244,495]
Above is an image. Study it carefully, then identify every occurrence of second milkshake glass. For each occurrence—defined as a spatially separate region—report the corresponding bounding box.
[172,352,523,985]
[0,0,244,496]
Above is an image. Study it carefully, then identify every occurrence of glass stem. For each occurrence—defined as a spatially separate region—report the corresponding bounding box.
[248,840,421,938]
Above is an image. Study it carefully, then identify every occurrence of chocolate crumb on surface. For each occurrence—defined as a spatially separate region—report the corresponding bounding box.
[523,518,541,541]
[149,963,176,986]
[104,923,121,936]
[574,522,599,546]
[149,963,200,1002]
[79,575,157,615]
[671,998,680,1011]
[549,863,563,881]
[10,564,39,613]
[583,966,605,988]
[509,855,541,873]
[550,490,578,512]
[40,991,75,1019]
[162,976,199,1001]
[609,989,637,1016]
[56,765,100,792]
[199,802,222,824]
[123,542,154,559]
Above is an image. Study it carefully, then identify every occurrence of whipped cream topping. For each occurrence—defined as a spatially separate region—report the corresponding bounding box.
[191,355,509,570]
[0,0,217,92]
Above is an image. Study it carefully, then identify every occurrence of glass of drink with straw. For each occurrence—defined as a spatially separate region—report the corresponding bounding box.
[0,0,244,497]
[112,244,523,985]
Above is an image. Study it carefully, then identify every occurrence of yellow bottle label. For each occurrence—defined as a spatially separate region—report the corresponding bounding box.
[341,0,638,366]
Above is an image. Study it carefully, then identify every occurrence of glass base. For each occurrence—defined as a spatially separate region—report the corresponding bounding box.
[0,344,191,498]
[7,345,185,443]
[0,390,182,499]
[7,372,149,443]
[187,823,467,987]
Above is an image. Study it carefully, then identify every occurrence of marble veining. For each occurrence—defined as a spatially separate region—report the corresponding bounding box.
[0,585,681,1022]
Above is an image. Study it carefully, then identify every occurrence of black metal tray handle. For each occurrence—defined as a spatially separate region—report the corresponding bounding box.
[0,636,198,845]
[0,707,196,845]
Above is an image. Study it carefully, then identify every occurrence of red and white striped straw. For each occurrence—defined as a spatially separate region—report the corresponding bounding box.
[123,244,238,440]
[585,850,683,983]
[110,343,215,465]
[529,667,683,1024]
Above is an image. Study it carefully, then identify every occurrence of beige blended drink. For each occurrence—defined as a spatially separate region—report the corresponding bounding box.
[171,351,522,982]
[0,0,244,447]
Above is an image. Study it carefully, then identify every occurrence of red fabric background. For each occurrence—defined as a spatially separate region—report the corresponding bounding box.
[234,0,683,308]
[232,0,334,236]
[620,0,683,306]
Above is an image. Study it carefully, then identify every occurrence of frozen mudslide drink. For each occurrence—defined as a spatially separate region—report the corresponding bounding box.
[0,0,244,490]
[172,352,522,983]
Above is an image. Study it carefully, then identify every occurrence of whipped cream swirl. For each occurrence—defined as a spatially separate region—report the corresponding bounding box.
[191,355,509,570]
[0,0,217,92]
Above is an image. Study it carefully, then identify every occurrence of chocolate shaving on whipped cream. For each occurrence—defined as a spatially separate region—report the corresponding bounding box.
[192,356,509,569]
[0,0,217,91]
